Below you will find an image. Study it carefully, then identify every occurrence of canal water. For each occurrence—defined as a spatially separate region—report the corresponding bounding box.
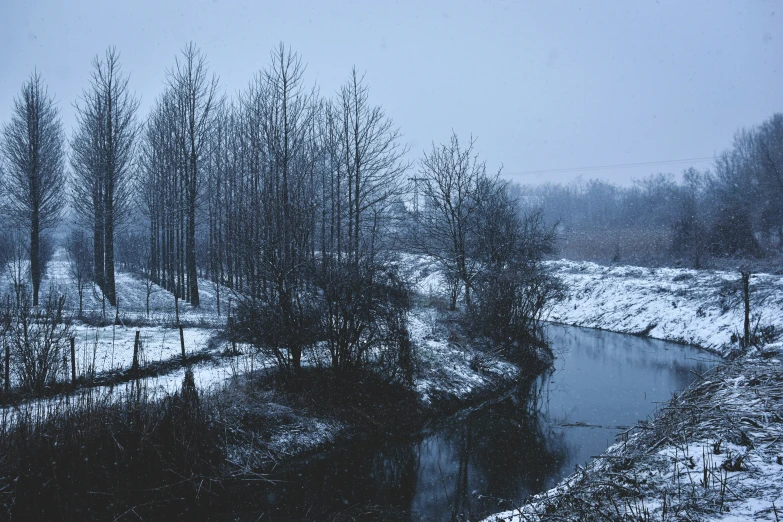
[227,324,721,521]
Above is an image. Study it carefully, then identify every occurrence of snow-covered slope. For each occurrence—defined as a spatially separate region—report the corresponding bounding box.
[4,247,228,324]
[484,340,783,522]
[482,259,783,522]
[546,260,783,355]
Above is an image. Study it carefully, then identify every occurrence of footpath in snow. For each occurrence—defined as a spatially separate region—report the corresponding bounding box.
[485,260,783,522]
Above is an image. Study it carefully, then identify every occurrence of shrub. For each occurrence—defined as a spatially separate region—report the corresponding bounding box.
[2,287,71,395]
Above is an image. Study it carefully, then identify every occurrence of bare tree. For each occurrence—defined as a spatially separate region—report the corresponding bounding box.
[6,287,71,395]
[71,47,139,307]
[469,192,562,350]
[65,229,92,316]
[315,69,410,373]
[5,229,29,307]
[234,44,320,373]
[755,114,783,247]
[671,168,709,267]
[709,149,761,257]
[1,72,66,306]
[412,132,494,309]
[167,42,219,307]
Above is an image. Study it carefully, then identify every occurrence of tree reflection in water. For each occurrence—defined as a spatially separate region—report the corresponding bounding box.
[222,326,719,521]
[236,376,566,522]
[412,375,570,521]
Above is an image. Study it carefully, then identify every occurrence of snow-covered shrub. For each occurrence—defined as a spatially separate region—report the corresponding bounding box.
[3,287,71,395]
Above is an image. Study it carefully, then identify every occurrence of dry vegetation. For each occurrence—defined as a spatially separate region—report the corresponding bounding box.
[488,343,783,521]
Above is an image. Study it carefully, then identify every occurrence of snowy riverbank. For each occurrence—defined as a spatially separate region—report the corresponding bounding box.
[546,260,783,356]
[1,251,527,471]
[484,260,783,521]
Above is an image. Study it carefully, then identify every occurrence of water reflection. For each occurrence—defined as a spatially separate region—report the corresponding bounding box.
[229,324,720,521]
[413,381,572,520]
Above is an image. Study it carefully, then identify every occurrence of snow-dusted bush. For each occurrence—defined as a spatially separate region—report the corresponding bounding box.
[2,287,71,395]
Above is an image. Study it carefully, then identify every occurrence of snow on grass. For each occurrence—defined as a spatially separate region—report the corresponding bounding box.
[409,307,519,406]
[69,324,217,375]
[0,345,267,425]
[483,341,783,522]
[480,259,783,521]
[2,250,531,474]
[4,247,230,325]
[546,260,783,356]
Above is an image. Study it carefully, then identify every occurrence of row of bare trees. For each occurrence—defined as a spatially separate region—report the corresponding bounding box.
[136,44,411,374]
[0,48,138,311]
[1,42,560,378]
[71,48,139,307]
[138,43,218,307]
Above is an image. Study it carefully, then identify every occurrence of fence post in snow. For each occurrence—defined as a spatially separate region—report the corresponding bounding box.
[179,325,186,361]
[70,337,76,384]
[740,270,751,347]
[132,331,140,372]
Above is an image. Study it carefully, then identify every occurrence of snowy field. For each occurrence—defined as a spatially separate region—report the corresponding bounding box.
[5,247,228,325]
[1,248,232,388]
[1,250,525,467]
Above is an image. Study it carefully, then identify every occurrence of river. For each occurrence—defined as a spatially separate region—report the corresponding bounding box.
[223,324,721,521]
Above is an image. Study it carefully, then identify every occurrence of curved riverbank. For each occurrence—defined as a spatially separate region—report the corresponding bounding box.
[485,260,783,522]
[485,340,783,522]
[546,260,783,356]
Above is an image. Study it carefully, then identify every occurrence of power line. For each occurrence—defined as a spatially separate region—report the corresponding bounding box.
[503,156,714,177]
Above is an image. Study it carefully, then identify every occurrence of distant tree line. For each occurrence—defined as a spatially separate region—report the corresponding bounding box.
[516,113,783,267]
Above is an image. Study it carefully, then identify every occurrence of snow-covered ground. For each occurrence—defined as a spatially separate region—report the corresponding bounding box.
[408,306,519,405]
[15,250,780,520]
[0,248,234,387]
[5,247,229,325]
[484,340,783,522]
[1,250,525,469]
[483,260,783,522]
[546,260,783,356]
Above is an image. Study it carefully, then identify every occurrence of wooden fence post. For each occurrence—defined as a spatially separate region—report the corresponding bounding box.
[70,337,76,384]
[741,270,751,347]
[132,331,140,372]
[179,325,186,361]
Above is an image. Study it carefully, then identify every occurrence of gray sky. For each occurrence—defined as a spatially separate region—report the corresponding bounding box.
[1,0,780,186]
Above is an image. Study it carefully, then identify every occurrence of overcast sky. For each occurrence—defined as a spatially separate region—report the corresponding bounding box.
[1,0,780,186]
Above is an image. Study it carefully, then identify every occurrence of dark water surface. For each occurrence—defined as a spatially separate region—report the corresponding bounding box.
[228,325,720,521]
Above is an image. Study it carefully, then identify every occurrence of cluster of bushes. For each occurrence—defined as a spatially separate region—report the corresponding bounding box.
[409,133,563,359]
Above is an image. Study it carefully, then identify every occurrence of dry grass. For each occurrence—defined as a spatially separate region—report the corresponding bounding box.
[489,344,783,521]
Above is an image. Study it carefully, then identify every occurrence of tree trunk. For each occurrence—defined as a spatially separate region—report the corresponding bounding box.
[187,169,199,306]
[104,197,116,306]
[94,201,105,297]
[30,212,40,306]
[742,271,751,347]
